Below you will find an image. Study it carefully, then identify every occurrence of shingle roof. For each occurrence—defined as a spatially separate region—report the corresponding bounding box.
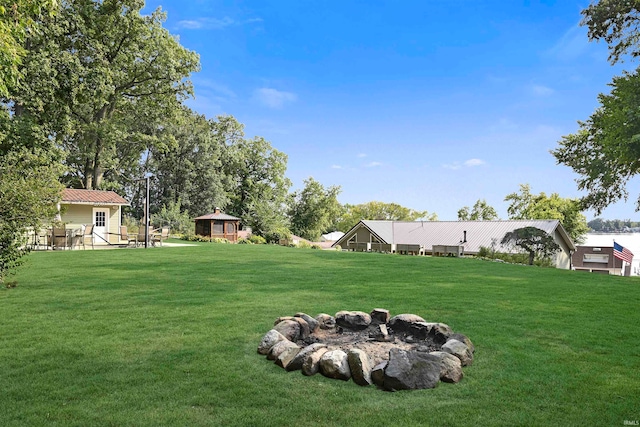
[62,189,129,205]
[336,220,576,253]
[194,212,241,221]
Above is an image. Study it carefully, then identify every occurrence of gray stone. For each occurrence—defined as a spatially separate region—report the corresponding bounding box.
[383,348,441,391]
[430,351,464,383]
[275,343,301,369]
[347,349,373,386]
[295,312,319,332]
[319,349,351,381]
[425,322,453,337]
[286,343,327,372]
[371,361,387,388]
[441,339,473,366]
[273,319,300,341]
[273,316,294,326]
[302,347,329,376]
[388,314,426,333]
[370,308,390,324]
[257,329,287,355]
[335,310,372,330]
[291,317,310,340]
[268,339,298,361]
[315,313,336,329]
[369,324,393,342]
[449,333,475,353]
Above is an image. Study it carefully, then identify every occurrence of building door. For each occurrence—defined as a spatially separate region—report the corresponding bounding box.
[93,208,109,243]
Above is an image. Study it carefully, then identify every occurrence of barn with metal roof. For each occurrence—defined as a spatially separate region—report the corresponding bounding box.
[332,220,576,269]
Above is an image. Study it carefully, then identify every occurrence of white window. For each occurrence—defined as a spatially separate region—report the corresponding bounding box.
[95,211,106,227]
[583,254,609,263]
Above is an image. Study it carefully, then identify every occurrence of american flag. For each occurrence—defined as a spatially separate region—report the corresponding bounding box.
[613,242,634,263]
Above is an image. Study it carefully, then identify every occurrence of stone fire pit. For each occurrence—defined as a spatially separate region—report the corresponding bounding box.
[257,309,474,391]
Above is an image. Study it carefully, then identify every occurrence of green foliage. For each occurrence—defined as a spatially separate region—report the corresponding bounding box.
[247,234,266,245]
[336,201,437,232]
[311,244,322,250]
[296,240,311,249]
[505,184,589,244]
[476,245,555,267]
[581,0,640,64]
[588,217,640,232]
[0,0,58,96]
[288,177,341,241]
[151,199,192,235]
[0,132,62,284]
[501,226,560,266]
[457,199,499,220]
[236,238,252,244]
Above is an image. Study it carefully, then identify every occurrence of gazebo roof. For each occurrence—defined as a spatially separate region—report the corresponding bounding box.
[194,210,241,221]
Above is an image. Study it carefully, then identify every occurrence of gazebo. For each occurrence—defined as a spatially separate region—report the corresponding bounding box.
[194,208,241,242]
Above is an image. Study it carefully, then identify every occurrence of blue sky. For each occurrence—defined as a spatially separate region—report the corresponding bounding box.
[143,0,639,221]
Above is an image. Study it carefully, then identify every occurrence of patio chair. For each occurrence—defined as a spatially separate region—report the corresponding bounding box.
[52,225,68,250]
[120,226,137,248]
[80,224,94,250]
[151,227,170,247]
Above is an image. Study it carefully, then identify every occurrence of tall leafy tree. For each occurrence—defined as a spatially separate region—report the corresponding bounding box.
[336,201,437,232]
[501,227,560,266]
[222,126,291,238]
[0,0,57,96]
[457,199,499,221]
[0,111,64,285]
[148,107,227,217]
[12,0,199,190]
[288,177,341,241]
[504,184,589,244]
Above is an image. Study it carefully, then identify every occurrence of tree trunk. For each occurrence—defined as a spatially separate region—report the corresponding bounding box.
[529,251,535,265]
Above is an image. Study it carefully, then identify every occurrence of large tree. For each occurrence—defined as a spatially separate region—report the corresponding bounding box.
[147,108,227,217]
[0,0,57,96]
[222,128,291,239]
[335,201,437,232]
[458,199,498,221]
[504,184,589,244]
[501,227,560,266]
[11,0,199,190]
[0,112,64,285]
[553,1,640,215]
[288,177,341,241]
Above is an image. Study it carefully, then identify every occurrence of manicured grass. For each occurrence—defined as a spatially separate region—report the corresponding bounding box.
[2,243,639,426]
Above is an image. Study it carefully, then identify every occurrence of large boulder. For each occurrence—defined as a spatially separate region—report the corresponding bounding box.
[442,339,473,366]
[430,351,464,383]
[275,343,301,369]
[295,313,319,332]
[274,316,294,326]
[319,349,351,380]
[371,361,387,388]
[383,348,441,391]
[347,349,373,386]
[291,317,311,340]
[302,347,329,376]
[273,319,301,341]
[388,314,426,333]
[449,333,475,353]
[335,311,371,330]
[370,308,390,324]
[315,313,336,329]
[286,343,327,372]
[268,340,299,361]
[257,329,287,355]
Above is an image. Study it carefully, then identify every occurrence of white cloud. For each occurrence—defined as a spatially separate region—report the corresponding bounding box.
[331,164,343,169]
[489,117,518,132]
[357,153,367,158]
[365,161,382,168]
[443,159,485,170]
[193,78,237,99]
[545,23,590,61]
[531,84,554,97]
[253,88,297,109]
[176,16,262,30]
[464,158,485,167]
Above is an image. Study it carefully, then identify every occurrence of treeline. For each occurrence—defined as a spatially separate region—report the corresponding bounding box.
[588,219,640,233]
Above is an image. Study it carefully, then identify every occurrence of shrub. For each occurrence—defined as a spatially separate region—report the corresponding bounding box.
[237,238,252,244]
[334,244,341,251]
[248,235,266,245]
[297,240,311,249]
[311,244,322,250]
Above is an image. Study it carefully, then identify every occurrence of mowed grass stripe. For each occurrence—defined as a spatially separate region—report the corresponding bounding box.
[1,243,639,426]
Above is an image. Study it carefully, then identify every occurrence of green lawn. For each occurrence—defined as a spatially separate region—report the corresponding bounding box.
[2,243,639,426]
